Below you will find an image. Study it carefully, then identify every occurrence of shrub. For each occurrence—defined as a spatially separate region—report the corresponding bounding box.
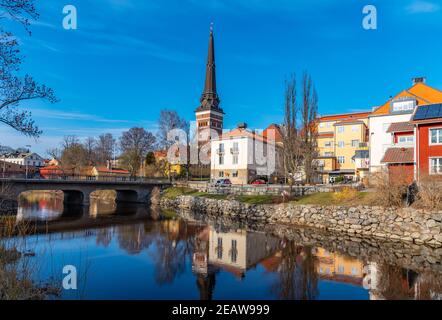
[415,175,442,210]
[370,170,408,207]
[333,187,359,203]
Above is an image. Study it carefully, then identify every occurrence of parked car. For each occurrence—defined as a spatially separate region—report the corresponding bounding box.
[214,179,232,186]
[251,179,266,185]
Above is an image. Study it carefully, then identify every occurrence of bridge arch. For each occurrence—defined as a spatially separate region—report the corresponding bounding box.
[6,178,169,207]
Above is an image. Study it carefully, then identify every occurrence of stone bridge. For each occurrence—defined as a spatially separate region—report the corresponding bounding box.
[2,178,171,206]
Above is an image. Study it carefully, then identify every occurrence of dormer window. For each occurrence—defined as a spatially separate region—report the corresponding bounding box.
[390,98,416,114]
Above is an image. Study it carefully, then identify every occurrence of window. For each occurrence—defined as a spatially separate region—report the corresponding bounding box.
[230,240,237,263]
[430,158,442,175]
[324,141,332,147]
[337,126,344,133]
[232,155,238,164]
[219,171,224,177]
[351,267,359,276]
[219,155,224,165]
[383,123,390,131]
[326,122,332,128]
[217,237,223,259]
[398,136,414,144]
[338,156,345,164]
[351,140,360,147]
[232,171,238,177]
[233,142,239,152]
[219,143,225,153]
[352,125,359,132]
[338,141,345,148]
[430,128,442,144]
[338,265,345,273]
[324,152,334,157]
[319,123,325,128]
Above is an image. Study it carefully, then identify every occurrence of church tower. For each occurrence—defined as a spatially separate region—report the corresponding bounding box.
[195,24,224,143]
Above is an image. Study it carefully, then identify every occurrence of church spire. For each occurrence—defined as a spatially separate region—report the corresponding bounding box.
[197,23,221,112]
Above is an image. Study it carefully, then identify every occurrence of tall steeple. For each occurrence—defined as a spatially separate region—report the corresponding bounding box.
[197,23,222,112]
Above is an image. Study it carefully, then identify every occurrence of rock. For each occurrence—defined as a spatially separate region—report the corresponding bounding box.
[426,219,438,228]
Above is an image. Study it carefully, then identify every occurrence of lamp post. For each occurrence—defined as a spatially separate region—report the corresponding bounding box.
[25,145,31,179]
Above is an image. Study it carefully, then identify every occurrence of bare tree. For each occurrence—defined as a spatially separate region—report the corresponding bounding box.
[120,127,156,176]
[95,133,115,165]
[60,135,88,173]
[301,73,318,184]
[281,72,319,184]
[83,137,97,166]
[157,110,189,179]
[281,74,302,184]
[0,0,57,138]
[157,110,187,149]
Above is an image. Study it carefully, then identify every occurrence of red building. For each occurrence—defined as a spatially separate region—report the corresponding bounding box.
[381,122,415,183]
[412,103,442,180]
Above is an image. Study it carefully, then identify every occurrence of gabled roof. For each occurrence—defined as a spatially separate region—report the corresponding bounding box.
[381,148,414,164]
[372,82,442,116]
[386,122,414,133]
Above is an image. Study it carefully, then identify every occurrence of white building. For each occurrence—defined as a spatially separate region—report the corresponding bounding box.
[369,79,442,173]
[2,152,44,167]
[210,123,283,184]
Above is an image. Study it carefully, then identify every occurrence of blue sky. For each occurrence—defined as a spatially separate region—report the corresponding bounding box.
[2,0,442,155]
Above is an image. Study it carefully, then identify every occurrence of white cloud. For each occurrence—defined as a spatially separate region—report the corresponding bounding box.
[406,1,440,14]
[31,108,129,123]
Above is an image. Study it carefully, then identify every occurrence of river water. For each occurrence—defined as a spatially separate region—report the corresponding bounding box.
[1,193,442,300]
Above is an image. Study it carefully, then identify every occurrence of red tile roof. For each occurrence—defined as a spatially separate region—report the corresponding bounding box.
[95,167,130,174]
[387,122,414,133]
[381,148,414,164]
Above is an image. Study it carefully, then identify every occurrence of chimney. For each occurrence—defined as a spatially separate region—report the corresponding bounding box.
[237,122,247,129]
[412,77,426,85]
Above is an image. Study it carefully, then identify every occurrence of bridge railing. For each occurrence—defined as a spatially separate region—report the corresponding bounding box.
[0,173,170,184]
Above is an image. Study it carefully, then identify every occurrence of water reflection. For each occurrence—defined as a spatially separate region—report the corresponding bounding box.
[2,194,442,300]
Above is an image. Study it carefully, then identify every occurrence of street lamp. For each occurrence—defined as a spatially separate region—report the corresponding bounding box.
[25,144,31,179]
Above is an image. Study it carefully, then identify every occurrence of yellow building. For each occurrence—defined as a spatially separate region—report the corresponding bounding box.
[314,248,364,286]
[153,150,184,177]
[316,111,371,183]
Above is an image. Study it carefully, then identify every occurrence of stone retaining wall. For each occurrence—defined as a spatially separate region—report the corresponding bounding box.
[175,181,362,196]
[161,195,442,248]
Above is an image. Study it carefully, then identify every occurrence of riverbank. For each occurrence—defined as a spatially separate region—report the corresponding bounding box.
[161,194,442,248]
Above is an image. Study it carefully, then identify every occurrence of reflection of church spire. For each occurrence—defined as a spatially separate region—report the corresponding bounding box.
[196,272,217,300]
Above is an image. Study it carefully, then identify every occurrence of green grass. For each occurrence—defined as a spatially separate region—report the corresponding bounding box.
[163,187,372,206]
[293,191,371,206]
[235,195,282,205]
[162,187,203,199]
